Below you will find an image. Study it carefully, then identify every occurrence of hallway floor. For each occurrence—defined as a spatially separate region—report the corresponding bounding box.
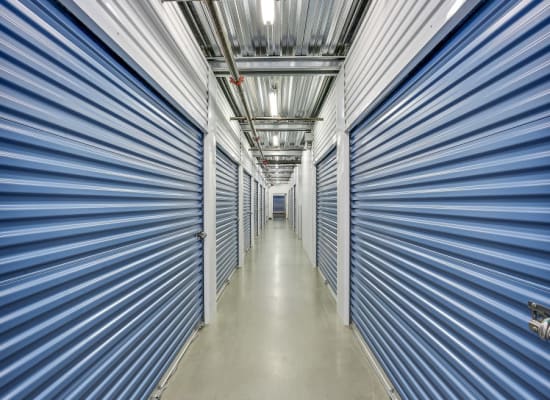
[163,220,387,400]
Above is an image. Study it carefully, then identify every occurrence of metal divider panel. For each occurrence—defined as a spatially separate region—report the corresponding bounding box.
[289,189,292,225]
[0,1,204,399]
[243,172,252,251]
[293,185,297,232]
[254,181,259,236]
[289,188,294,228]
[215,148,239,292]
[261,186,265,230]
[349,1,550,399]
[316,148,338,294]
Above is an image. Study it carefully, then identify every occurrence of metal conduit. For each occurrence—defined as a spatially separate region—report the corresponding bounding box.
[204,0,266,165]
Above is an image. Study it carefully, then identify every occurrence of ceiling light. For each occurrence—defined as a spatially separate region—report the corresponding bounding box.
[272,134,280,147]
[447,0,465,20]
[262,0,275,25]
[269,91,278,116]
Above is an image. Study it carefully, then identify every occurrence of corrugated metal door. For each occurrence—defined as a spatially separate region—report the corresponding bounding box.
[350,1,550,399]
[316,148,337,294]
[243,172,252,252]
[0,1,204,399]
[215,147,238,292]
[273,195,286,218]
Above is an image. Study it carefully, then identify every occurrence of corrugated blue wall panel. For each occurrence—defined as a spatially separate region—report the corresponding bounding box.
[243,172,252,252]
[316,148,337,294]
[0,1,204,399]
[215,147,238,292]
[350,1,550,399]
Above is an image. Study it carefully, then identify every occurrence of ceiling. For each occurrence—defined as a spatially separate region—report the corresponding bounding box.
[179,0,369,184]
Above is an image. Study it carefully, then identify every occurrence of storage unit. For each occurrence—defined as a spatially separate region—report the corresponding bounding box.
[0,2,204,399]
[243,172,252,252]
[349,1,550,399]
[273,195,286,218]
[215,147,239,292]
[316,148,337,294]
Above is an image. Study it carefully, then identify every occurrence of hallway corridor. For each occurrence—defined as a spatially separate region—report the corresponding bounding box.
[163,220,387,400]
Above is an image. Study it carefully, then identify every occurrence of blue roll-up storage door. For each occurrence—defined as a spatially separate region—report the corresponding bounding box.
[349,1,550,399]
[215,147,238,292]
[273,195,286,218]
[316,148,337,294]
[243,172,252,252]
[0,1,204,399]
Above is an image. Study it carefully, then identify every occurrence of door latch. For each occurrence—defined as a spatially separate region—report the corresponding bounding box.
[528,301,550,341]
[196,231,207,240]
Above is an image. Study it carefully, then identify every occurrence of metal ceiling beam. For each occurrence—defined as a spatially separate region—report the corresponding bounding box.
[251,150,303,157]
[240,123,313,132]
[254,146,304,151]
[232,117,323,122]
[266,163,295,166]
[203,0,267,167]
[241,128,311,132]
[208,56,344,76]
[259,160,301,165]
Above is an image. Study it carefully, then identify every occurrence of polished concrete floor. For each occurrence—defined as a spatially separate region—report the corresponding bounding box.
[163,220,388,400]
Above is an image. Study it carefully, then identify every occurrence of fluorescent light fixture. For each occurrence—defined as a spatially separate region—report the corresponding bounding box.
[269,91,278,116]
[447,0,465,20]
[262,0,275,25]
[272,134,280,147]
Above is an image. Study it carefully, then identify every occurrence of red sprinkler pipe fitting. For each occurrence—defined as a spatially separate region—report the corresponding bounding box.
[229,76,245,86]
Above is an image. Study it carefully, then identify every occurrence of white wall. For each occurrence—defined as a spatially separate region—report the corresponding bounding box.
[292,166,302,238]
[300,150,316,266]
[312,77,338,163]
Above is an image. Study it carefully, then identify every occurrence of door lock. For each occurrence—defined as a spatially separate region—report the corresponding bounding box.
[196,231,207,240]
[528,301,550,341]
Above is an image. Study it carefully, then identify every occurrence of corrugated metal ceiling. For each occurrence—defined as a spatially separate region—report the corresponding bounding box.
[183,0,360,57]
[179,0,369,182]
